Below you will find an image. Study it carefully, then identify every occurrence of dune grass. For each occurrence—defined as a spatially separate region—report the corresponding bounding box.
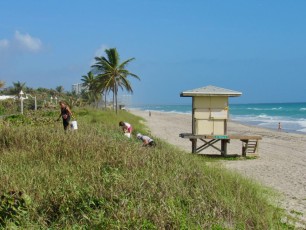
[0,108,293,229]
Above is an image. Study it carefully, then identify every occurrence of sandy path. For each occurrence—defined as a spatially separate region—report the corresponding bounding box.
[131,110,306,226]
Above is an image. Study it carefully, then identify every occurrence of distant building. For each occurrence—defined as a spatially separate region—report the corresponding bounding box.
[72,83,87,95]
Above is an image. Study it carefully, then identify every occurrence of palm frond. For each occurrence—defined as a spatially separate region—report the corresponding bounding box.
[118,57,135,69]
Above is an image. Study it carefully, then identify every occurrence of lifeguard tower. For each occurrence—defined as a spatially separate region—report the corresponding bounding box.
[179,85,261,156]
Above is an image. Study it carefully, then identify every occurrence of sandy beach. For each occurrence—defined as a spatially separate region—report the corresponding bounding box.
[131,109,306,226]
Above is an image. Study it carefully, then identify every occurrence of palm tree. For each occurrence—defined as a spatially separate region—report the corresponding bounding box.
[12,81,26,96]
[81,71,101,107]
[55,86,64,94]
[81,71,95,91]
[91,48,140,113]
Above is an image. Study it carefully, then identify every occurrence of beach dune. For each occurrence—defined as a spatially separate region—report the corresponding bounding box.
[131,109,306,226]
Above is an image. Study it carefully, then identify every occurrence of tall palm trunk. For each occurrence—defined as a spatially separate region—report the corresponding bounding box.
[112,90,115,111]
[115,83,118,114]
[104,93,107,109]
[115,92,118,114]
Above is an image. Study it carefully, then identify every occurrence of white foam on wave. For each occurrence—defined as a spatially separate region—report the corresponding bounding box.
[297,128,306,133]
[157,110,191,115]
[231,114,306,133]
[247,107,262,111]
[297,119,306,131]
[247,107,283,111]
[141,109,191,115]
[233,114,279,123]
[258,114,273,119]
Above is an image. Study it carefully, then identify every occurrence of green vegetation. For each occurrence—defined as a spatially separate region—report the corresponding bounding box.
[0,99,16,116]
[0,108,292,229]
[0,85,81,116]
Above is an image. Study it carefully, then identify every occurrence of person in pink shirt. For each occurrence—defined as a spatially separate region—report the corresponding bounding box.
[119,121,132,138]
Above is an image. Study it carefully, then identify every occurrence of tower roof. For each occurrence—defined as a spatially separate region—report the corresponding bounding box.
[180,85,242,97]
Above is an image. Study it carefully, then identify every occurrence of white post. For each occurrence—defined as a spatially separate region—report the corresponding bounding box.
[20,98,23,114]
[19,90,24,114]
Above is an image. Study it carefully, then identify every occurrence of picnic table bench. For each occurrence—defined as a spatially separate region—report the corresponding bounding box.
[179,133,262,156]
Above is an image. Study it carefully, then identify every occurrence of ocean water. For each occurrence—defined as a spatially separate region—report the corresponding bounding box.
[130,102,306,134]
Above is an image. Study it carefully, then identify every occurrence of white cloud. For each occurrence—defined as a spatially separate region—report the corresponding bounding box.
[90,44,108,66]
[0,32,43,64]
[0,39,9,49]
[94,44,108,57]
[14,30,42,52]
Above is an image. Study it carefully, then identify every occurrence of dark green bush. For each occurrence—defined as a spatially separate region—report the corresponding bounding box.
[0,191,31,227]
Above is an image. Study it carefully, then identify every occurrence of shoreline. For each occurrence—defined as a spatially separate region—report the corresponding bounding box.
[130,109,306,227]
[130,108,306,135]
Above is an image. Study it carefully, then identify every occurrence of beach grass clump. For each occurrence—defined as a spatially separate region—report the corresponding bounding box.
[0,108,291,229]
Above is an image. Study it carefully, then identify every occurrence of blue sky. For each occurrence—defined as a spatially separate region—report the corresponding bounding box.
[1,1,306,104]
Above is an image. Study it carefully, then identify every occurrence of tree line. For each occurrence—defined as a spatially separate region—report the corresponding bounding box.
[0,81,65,96]
[0,48,139,114]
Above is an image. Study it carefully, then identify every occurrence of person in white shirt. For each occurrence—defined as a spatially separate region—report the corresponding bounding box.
[136,133,156,147]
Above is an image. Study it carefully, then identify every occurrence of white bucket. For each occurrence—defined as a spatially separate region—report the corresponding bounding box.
[124,133,131,138]
[70,120,78,130]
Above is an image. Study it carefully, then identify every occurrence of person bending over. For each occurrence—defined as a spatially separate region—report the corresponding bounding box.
[119,121,132,138]
[137,133,156,147]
